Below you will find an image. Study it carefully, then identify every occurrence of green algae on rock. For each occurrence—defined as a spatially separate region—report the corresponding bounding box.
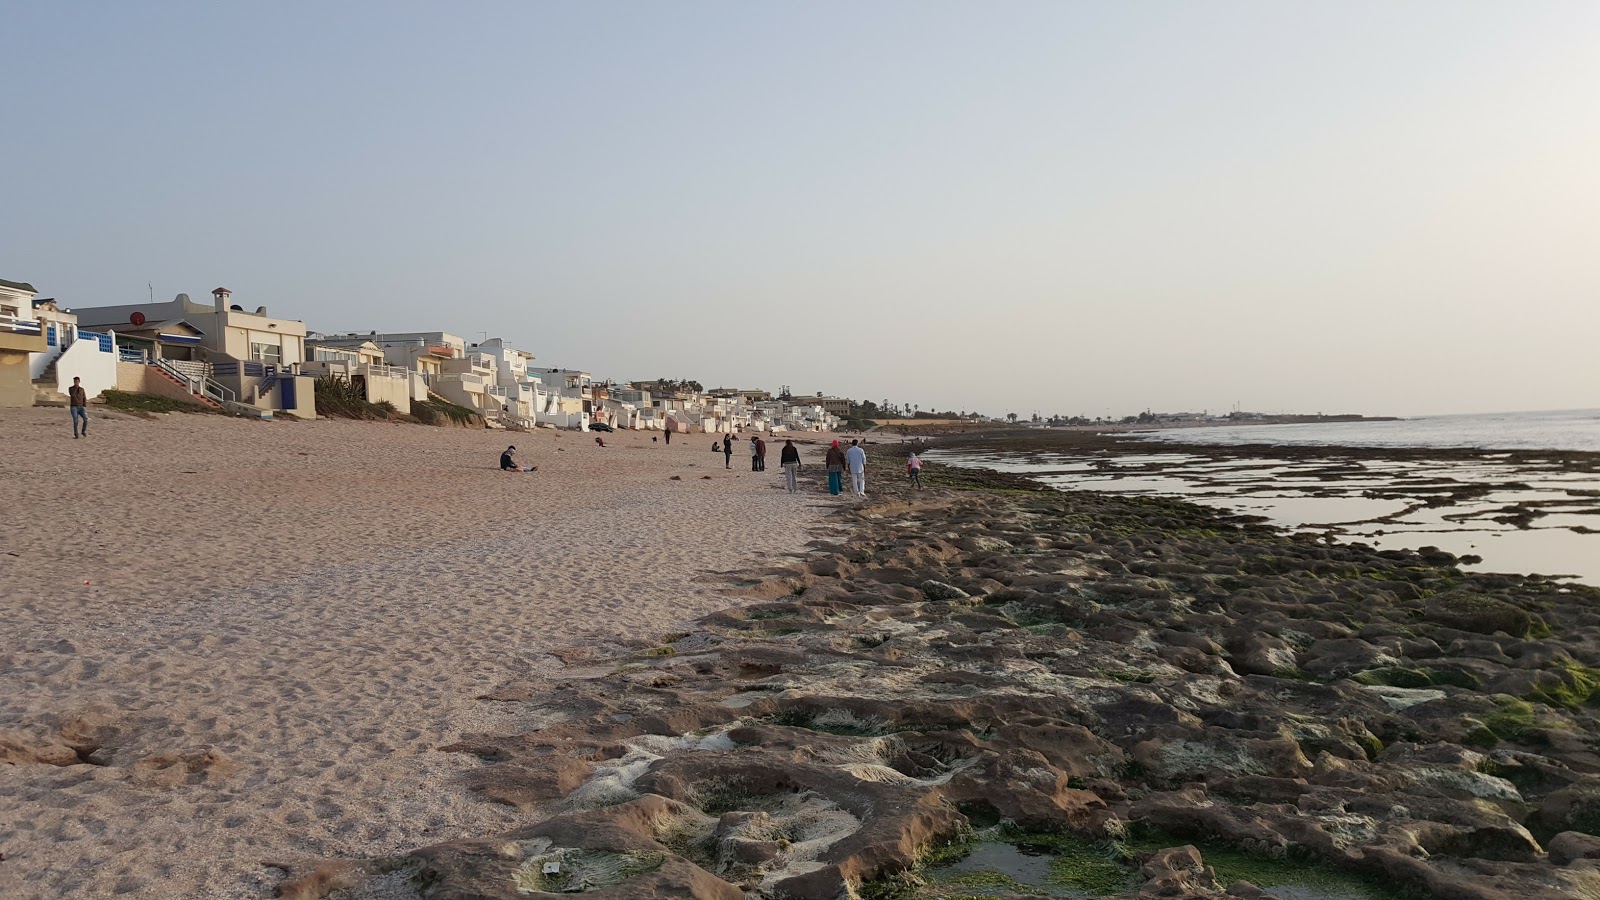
[277,445,1600,900]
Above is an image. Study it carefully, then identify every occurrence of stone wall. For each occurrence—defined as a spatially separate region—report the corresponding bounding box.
[116,361,204,405]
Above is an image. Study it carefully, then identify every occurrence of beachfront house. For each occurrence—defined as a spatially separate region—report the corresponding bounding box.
[473,337,541,425]
[303,338,414,415]
[0,279,47,407]
[526,367,591,429]
[308,331,464,405]
[74,289,315,417]
[433,350,500,417]
[27,297,120,405]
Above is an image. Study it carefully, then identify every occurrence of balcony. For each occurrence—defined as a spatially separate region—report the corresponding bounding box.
[0,314,47,353]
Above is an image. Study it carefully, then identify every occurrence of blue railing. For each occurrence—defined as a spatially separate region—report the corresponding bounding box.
[78,329,113,352]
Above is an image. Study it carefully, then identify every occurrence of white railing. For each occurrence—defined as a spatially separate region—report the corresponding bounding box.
[154,356,236,405]
[364,362,408,380]
[0,313,43,335]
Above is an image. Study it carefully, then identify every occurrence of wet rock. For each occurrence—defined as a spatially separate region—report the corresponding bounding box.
[1548,831,1600,865]
[1424,592,1544,638]
[270,474,1600,899]
[920,580,970,601]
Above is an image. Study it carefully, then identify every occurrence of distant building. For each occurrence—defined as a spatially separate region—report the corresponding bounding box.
[815,395,853,417]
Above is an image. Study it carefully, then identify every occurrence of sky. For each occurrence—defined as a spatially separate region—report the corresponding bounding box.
[4,1,1596,419]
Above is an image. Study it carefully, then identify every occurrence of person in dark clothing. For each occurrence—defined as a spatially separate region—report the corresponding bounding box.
[68,377,88,438]
[780,439,801,492]
[500,445,535,472]
[750,436,761,472]
[722,434,733,469]
[756,437,767,471]
[664,428,671,445]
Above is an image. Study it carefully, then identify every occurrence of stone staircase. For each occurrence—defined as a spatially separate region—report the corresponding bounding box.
[147,363,226,411]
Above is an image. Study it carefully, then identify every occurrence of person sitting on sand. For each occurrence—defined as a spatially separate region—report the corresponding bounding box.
[500,445,536,472]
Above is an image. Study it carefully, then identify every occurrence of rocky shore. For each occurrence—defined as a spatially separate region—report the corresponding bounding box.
[288,447,1600,900]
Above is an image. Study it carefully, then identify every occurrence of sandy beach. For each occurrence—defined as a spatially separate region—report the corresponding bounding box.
[0,408,836,899]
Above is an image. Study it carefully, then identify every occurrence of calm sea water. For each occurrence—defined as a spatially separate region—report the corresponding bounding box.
[1133,408,1600,453]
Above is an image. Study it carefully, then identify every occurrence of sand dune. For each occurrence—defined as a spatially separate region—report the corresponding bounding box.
[0,408,835,899]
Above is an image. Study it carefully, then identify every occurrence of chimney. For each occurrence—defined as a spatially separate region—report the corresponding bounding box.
[212,287,231,312]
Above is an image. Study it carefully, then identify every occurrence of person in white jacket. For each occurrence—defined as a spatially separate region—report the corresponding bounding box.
[845,440,868,497]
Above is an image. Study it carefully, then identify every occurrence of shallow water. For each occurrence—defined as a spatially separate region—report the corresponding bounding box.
[925,447,1600,585]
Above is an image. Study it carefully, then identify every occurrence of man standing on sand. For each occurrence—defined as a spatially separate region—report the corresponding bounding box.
[750,436,760,472]
[722,433,733,469]
[845,439,867,497]
[824,440,846,496]
[664,427,671,445]
[780,439,801,492]
[69,377,88,438]
[756,436,768,471]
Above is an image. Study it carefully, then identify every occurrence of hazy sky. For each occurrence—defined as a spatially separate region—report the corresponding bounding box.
[5,2,1596,418]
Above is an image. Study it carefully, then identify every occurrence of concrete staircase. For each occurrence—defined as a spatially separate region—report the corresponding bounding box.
[147,363,226,411]
[32,358,67,406]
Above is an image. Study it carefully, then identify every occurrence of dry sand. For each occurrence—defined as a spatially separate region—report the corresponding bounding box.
[0,407,839,899]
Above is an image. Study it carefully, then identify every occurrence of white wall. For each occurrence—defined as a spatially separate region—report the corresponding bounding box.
[52,333,119,398]
[363,372,412,414]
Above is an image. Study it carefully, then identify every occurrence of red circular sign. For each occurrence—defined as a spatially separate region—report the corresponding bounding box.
[130,311,146,327]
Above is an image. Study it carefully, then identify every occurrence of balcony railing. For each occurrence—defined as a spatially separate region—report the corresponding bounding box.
[0,314,43,335]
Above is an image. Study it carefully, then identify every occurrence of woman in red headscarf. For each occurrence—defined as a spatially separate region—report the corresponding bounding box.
[824,440,847,496]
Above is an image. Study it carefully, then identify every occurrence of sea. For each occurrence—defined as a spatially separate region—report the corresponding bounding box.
[925,409,1600,586]
[1135,407,1600,453]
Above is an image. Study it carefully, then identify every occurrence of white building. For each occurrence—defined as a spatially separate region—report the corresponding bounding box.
[526,367,592,429]
[0,279,46,407]
[28,298,120,404]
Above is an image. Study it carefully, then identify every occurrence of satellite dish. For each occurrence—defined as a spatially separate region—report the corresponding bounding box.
[130,311,146,326]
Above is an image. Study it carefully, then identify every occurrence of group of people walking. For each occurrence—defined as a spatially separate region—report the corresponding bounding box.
[823,439,869,496]
[709,434,898,497]
[501,429,920,497]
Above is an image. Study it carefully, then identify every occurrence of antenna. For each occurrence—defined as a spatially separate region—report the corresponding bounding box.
[147,281,153,302]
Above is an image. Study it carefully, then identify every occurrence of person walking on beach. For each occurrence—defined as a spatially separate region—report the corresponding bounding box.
[664,428,671,445]
[845,439,868,497]
[722,433,733,469]
[756,436,768,471]
[780,439,801,492]
[749,436,761,472]
[824,440,846,495]
[907,451,924,489]
[68,377,88,439]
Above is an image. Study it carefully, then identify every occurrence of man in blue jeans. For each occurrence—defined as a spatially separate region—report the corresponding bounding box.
[69,377,89,439]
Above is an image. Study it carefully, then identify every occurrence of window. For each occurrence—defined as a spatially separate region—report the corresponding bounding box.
[249,342,283,365]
